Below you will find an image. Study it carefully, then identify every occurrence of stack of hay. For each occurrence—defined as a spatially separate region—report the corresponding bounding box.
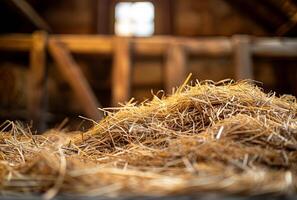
[0,80,296,199]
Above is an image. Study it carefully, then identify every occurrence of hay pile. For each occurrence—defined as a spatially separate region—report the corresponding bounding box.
[0,80,297,199]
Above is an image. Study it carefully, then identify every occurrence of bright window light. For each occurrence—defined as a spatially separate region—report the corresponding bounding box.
[115,2,154,37]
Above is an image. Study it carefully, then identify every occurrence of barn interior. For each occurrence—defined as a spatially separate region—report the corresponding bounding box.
[0,0,297,199]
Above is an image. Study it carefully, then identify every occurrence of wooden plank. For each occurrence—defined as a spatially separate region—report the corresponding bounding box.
[48,38,103,121]
[52,35,113,54]
[27,31,47,132]
[133,37,170,57]
[55,35,297,57]
[112,37,132,106]
[133,37,232,57]
[179,38,232,56]
[0,34,32,51]
[252,38,297,57]
[232,35,253,80]
[1,34,296,58]
[165,43,187,94]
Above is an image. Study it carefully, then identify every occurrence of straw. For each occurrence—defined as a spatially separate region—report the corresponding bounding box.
[0,79,296,198]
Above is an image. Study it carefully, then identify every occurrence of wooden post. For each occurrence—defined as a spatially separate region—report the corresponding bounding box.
[95,0,111,34]
[232,35,253,80]
[112,37,132,106]
[28,31,47,132]
[48,38,103,121]
[165,43,187,94]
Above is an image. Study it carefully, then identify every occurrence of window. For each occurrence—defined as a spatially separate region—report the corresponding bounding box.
[115,2,154,37]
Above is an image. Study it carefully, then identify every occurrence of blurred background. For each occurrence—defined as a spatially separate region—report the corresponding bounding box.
[0,0,296,132]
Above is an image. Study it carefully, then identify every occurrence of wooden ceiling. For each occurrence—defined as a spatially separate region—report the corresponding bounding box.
[223,0,297,36]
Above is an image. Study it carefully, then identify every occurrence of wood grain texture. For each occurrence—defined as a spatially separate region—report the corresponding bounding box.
[28,31,47,132]
[53,35,113,54]
[48,38,103,121]
[0,34,32,51]
[112,37,132,106]
[232,35,253,80]
[165,43,187,94]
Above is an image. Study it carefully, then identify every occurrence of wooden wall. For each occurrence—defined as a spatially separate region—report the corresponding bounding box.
[41,0,96,34]
[29,0,267,36]
[173,0,266,36]
[0,0,296,127]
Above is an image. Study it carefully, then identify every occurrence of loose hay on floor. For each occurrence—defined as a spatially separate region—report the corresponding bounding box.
[0,80,297,199]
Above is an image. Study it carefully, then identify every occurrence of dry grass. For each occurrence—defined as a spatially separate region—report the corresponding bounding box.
[0,79,296,199]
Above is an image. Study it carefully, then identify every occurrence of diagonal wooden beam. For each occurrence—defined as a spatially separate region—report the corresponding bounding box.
[8,0,51,31]
[48,38,103,121]
[223,0,282,32]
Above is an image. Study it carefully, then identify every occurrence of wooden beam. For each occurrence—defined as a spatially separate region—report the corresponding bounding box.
[9,0,51,31]
[178,37,232,56]
[165,42,187,94]
[277,20,297,36]
[112,37,132,106]
[223,0,282,32]
[1,33,296,58]
[48,39,103,121]
[133,36,170,56]
[0,34,32,51]
[52,35,113,54]
[232,35,253,80]
[54,35,297,57]
[252,38,297,57]
[133,37,232,56]
[53,36,232,57]
[27,31,47,132]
